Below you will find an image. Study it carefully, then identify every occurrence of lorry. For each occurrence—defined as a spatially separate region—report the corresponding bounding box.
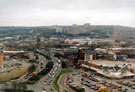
[99,87,107,92]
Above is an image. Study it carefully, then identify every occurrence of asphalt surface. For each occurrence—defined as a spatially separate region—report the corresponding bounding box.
[0,52,61,92]
[59,73,75,92]
[27,54,61,92]
[82,71,135,92]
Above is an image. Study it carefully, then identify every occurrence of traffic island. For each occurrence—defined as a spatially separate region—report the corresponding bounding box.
[0,68,28,82]
[53,69,73,91]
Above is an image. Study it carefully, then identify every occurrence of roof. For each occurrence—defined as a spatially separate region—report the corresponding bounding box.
[3,50,25,54]
[64,49,78,54]
[82,50,97,54]
[118,49,135,54]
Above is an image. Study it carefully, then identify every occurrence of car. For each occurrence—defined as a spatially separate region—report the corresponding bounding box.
[42,91,46,92]
[118,86,122,88]
[94,87,99,90]
[128,84,133,87]
[96,86,101,88]
[98,80,103,84]
[124,83,129,86]
[44,80,46,82]
[108,83,112,85]
[87,81,91,84]
[132,86,135,89]
[122,89,128,92]
[50,88,54,91]
[52,75,54,78]
[107,84,112,87]
[112,86,117,89]
[40,66,43,68]
[24,76,28,79]
[91,86,95,89]
[82,74,87,77]
[123,88,128,91]
[43,87,46,90]
[72,72,79,75]
[131,79,135,82]
[82,82,86,85]
[88,84,92,87]
[43,82,46,85]
[117,80,122,84]
[85,83,89,86]
[118,88,122,91]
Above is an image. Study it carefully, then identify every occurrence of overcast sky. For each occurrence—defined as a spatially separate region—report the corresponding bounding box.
[0,0,134,27]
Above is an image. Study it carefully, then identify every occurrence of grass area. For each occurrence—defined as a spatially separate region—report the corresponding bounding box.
[0,68,28,82]
[54,69,73,90]
[64,89,69,92]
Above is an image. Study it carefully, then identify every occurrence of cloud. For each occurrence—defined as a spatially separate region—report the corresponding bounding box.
[0,0,134,26]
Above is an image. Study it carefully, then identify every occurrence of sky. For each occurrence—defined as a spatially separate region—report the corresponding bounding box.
[0,0,134,27]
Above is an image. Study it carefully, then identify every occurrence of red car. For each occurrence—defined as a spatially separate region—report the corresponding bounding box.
[112,86,117,89]
[96,86,101,88]
[131,79,135,82]
[107,84,112,87]
[118,88,122,91]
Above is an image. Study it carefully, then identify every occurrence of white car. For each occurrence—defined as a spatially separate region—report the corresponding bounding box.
[42,91,46,92]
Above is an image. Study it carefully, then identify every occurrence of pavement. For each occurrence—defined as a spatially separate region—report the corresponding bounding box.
[59,73,75,92]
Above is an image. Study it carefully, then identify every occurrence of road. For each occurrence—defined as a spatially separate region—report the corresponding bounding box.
[0,51,61,92]
[17,54,48,83]
[59,73,75,92]
[27,53,61,92]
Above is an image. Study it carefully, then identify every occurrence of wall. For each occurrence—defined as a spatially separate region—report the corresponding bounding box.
[0,53,4,66]
[79,60,101,69]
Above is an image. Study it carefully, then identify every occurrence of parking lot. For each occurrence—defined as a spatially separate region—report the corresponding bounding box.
[0,59,31,73]
[68,70,135,92]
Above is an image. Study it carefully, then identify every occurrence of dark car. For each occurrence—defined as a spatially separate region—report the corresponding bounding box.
[50,88,54,91]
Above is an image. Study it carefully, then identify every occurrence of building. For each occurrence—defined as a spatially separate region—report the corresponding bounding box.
[78,48,97,61]
[65,38,92,46]
[0,48,4,66]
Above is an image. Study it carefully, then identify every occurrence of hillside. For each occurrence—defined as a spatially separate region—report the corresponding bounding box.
[0,25,134,40]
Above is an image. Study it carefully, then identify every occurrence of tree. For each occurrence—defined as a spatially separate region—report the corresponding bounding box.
[13,82,17,91]
[28,64,36,73]
[35,55,39,60]
[22,84,27,92]
[46,61,54,69]
[61,61,68,69]
[17,83,23,91]
[29,75,39,81]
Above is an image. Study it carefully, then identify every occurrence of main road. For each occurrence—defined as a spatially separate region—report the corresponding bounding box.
[27,52,61,92]
[0,51,61,92]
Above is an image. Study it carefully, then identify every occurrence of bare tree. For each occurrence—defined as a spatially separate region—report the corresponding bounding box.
[22,84,27,92]
[13,82,17,91]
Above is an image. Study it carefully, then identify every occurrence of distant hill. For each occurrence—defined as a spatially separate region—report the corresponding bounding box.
[0,25,134,40]
[62,25,135,40]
